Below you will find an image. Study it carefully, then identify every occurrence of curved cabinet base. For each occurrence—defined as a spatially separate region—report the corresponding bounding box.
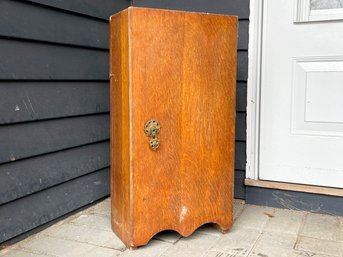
[113,218,233,249]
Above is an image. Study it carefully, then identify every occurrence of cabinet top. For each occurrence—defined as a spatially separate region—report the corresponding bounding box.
[110,6,238,21]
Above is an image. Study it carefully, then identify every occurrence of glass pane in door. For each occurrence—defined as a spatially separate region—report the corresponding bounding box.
[310,0,343,10]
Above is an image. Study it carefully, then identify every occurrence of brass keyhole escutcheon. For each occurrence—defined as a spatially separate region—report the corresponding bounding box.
[144,119,160,150]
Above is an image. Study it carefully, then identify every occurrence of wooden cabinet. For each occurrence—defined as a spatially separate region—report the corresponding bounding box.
[110,7,237,248]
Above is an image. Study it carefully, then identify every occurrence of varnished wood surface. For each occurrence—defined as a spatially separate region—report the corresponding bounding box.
[110,9,131,246]
[110,7,237,248]
[245,179,343,197]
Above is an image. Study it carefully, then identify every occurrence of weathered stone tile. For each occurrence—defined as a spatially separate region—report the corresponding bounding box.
[160,245,206,257]
[234,200,245,220]
[264,209,305,235]
[82,246,121,257]
[69,213,112,232]
[195,200,245,237]
[0,249,50,257]
[250,248,336,257]
[87,200,111,217]
[5,197,343,257]
[196,224,226,237]
[249,231,298,257]
[234,205,275,231]
[18,235,98,257]
[41,223,125,251]
[249,247,295,257]
[153,230,181,243]
[256,231,297,249]
[293,251,338,257]
[204,250,244,257]
[211,227,262,256]
[120,240,170,257]
[175,232,220,251]
[338,217,343,242]
[295,236,343,256]
[35,211,81,235]
[300,213,339,241]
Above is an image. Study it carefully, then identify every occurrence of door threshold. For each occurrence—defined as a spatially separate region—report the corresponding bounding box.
[245,179,343,197]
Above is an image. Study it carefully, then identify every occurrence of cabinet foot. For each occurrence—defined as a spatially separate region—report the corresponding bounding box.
[214,223,232,234]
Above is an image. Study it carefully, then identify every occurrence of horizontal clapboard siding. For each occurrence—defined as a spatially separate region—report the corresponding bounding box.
[132,0,249,199]
[26,0,130,20]
[0,168,110,243]
[0,0,109,48]
[237,51,248,81]
[0,82,109,124]
[0,142,110,205]
[238,20,249,50]
[132,0,249,18]
[0,0,130,243]
[236,82,247,112]
[0,114,110,164]
[0,39,109,80]
[235,113,247,142]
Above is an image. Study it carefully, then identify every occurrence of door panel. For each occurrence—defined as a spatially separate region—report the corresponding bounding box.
[259,0,343,188]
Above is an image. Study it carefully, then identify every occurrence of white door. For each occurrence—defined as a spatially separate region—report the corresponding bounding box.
[259,0,343,188]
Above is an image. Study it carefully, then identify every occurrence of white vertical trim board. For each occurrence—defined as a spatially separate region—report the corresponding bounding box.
[246,0,264,180]
[294,0,311,22]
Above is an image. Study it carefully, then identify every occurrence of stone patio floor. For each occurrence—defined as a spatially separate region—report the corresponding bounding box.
[1,197,343,257]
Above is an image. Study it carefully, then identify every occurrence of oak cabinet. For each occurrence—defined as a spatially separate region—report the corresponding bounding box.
[110,7,237,248]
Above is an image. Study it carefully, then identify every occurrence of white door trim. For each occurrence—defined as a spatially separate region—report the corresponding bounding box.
[246,0,264,180]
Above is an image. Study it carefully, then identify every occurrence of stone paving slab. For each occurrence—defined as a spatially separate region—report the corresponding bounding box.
[263,208,305,235]
[233,205,275,231]
[41,222,126,250]
[295,236,343,257]
[210,227,262,256]
[119,240,170,257]
[0,249,51,257]
[339,217,343,242]
[1,198,343,257]
[299,213,340,241]
[70,213,113,232]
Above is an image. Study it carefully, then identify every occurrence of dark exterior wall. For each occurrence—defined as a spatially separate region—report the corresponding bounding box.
[0,0,130,243]
[131,0,249,199]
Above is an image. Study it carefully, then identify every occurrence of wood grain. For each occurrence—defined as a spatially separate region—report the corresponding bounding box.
[110,7,237,248]
[110,9,131,246]
[245,179,343,197]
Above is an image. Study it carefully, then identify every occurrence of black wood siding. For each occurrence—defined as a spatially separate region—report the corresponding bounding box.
[131,0,249,199]
[0,0,130,243]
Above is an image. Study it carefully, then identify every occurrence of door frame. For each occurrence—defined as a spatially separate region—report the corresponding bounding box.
[246,0,264,180]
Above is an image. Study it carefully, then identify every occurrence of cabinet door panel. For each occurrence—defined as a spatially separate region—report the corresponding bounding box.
[130,8,237,245]
[131,8,184,244]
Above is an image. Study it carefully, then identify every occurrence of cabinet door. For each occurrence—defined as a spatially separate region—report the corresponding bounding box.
[130,8,237,245]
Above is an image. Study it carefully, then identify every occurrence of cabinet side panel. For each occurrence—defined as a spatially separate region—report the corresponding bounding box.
[110,10,131,246]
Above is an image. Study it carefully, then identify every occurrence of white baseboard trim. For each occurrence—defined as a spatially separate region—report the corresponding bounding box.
[245,179,343,197]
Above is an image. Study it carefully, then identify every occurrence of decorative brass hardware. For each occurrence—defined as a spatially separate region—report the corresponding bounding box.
[144,119,160,150]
